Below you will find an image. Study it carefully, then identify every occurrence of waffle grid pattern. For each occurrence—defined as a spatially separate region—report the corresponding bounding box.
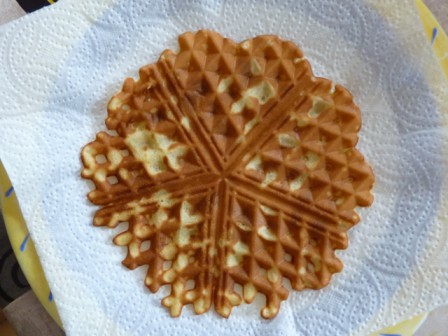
[81,30,374,319]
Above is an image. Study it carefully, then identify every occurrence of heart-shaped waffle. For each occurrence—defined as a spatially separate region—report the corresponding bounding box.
[81,30,374,319]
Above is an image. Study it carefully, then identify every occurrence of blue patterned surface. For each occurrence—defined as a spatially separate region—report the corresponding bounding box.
[19,233,30,252]
[432,27,438,44]
[5,186,14,197]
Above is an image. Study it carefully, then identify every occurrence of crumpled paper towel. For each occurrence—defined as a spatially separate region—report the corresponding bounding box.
[0,0,448,335]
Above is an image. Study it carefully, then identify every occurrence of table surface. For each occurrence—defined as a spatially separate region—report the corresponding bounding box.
[426,0,448,31]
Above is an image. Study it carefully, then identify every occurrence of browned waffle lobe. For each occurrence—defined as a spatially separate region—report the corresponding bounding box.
[81,30,374,319]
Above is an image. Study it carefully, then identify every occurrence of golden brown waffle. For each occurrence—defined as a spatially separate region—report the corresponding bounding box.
[81,30,374,319]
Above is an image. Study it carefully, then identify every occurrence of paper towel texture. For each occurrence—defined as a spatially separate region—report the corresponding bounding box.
[0,0,448,335]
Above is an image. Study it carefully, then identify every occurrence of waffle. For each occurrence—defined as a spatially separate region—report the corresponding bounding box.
[81,30,374,319]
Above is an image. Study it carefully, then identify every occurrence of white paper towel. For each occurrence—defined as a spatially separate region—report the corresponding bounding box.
[1,0,448,335]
